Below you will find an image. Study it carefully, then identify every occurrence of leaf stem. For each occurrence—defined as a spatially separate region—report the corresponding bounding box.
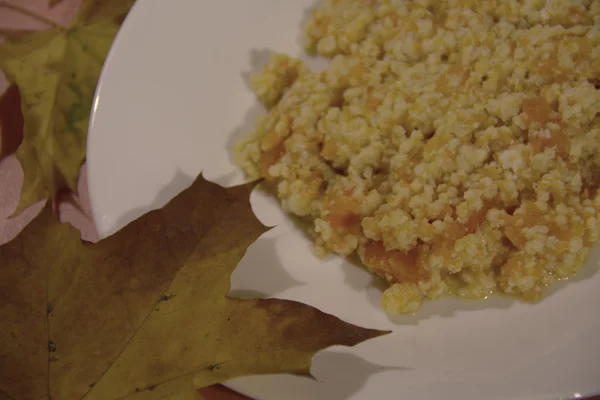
[0,2,62,29]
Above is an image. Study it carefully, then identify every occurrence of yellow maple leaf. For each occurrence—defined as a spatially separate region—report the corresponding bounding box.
[0,0,135,214]
[0,174,388,400]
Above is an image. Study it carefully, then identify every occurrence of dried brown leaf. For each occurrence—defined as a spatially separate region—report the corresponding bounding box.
[0,84,24,159]
[0,174,388,400]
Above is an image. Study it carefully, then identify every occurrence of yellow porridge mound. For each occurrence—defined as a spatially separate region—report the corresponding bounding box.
[235,0,600,314]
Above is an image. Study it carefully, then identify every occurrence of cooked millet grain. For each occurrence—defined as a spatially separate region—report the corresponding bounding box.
[236,0,600,314]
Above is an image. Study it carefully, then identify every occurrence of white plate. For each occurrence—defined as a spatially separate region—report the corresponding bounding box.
[86,1,600,399]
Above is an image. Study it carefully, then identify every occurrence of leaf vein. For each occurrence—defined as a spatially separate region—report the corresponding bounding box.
[81,226,214,400]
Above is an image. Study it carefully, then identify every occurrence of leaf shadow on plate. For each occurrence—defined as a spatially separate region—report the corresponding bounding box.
[309,350,408,400]
[230,349,408,400]
[228,235,306,299]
